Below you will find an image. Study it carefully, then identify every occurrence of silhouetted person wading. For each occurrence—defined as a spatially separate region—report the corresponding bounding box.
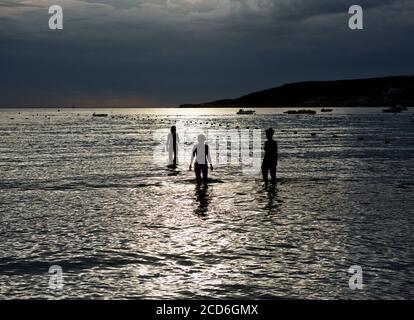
[190,134,213,183]
[262,128,278,184]
[167,126,179,165]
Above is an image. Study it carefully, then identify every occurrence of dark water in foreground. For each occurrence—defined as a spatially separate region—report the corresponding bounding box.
[0,108,413,299]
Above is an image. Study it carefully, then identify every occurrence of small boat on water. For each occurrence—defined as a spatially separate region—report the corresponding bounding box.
[237,109,256,115]
[382,104,408,113]
[284,109,316,115]
[321,108,333,113]
[395,104,408,111]
[92,112,108,117]
[382,105,403,113]
[382,108,401,113]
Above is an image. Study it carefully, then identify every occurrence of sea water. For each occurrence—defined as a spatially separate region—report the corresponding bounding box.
[0,107,413,299]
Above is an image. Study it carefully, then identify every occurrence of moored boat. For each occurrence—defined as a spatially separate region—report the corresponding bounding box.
[382,104,407,113]
[284,109,316,115]
[92,112,108,117]
[395,104,407,111]
[237,109,256,115]
[382,106,402,113]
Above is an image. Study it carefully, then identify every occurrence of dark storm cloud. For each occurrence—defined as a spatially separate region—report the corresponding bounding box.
[0,0,414,107]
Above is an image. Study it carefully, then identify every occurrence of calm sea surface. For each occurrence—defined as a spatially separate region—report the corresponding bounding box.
[0,107,413,299]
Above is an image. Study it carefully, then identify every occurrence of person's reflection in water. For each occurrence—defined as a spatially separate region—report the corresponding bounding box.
[263,183,280,213]
[194,184,210,217]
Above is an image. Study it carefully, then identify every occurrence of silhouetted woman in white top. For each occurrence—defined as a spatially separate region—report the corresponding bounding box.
[189,134,213,184]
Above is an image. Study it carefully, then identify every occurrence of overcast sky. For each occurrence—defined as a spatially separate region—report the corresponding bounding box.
[1,0,414,107]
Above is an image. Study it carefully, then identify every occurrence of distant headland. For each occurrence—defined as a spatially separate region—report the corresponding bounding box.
[180,75,414,108]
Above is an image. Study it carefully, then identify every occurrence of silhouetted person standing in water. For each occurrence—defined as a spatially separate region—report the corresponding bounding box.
[189,134,213,184]
[167,126,179,166]
[262,128,278,184]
